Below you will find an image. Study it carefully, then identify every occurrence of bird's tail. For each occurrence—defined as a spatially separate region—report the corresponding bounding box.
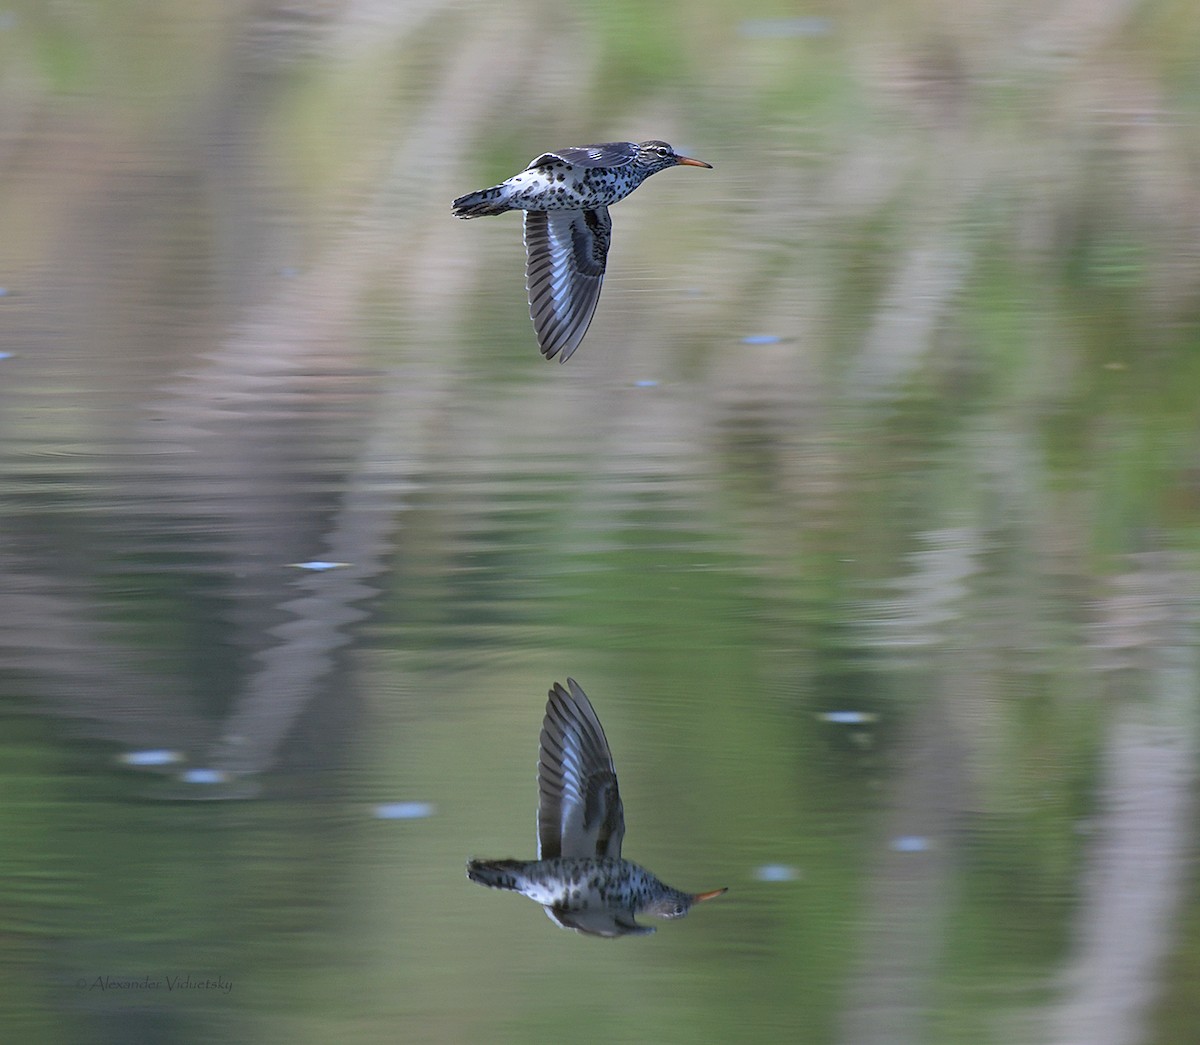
[466,859,525,891]
[452,186,514,219]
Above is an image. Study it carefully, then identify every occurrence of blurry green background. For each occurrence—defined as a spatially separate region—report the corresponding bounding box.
[1,1,1199,1042]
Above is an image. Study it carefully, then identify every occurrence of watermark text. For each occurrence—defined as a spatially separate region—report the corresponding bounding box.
[75,974,233,995]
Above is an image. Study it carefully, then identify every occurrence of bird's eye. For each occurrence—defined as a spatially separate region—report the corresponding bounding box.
[673,903,685,916]
[656,147,670,157]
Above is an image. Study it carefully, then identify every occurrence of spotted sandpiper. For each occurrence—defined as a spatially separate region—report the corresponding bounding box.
[467,679,726,937]
[452,140,712,362]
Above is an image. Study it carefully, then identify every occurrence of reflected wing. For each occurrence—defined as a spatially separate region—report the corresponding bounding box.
[532,142,637,169]
[523,208,610,362]
[545,905,654,938]
[537,679,625,860]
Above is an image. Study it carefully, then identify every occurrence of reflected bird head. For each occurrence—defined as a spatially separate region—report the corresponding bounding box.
[645,886,728,920]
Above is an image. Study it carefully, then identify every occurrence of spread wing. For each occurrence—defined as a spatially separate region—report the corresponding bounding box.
[537,679,625,860]
[523,208,611,362]
[528,142,637,169]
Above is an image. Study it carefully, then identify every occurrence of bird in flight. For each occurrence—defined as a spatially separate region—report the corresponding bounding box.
[452,140,712,362]
[467,678,726,937]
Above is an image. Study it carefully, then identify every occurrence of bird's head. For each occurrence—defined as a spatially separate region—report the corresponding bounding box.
[644,885,727,920]
[635,140,713,174]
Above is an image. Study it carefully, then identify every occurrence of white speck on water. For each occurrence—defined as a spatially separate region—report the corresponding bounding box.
[291,560,348,571]
[817,711,879,725]
[118,749,184,767]
[890,835,930,852]
[741,334,782,345]
[634,379,659,388]
[755,863,801,882]
[375,802,435,820]
[181,768,228,785]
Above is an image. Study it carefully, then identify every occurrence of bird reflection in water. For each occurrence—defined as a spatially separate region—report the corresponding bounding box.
[468,679,726,937]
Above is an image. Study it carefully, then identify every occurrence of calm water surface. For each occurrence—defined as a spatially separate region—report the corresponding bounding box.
[3,3,1200,1044]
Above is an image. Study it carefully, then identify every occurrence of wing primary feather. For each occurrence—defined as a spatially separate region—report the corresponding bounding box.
[536,679,626,860]
[523,209,611,362]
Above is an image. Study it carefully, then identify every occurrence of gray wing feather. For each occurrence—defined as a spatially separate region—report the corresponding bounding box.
[528,142,637,169]
[537,679,625,860]
[544,905,654,937]
[523,208,611,362]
